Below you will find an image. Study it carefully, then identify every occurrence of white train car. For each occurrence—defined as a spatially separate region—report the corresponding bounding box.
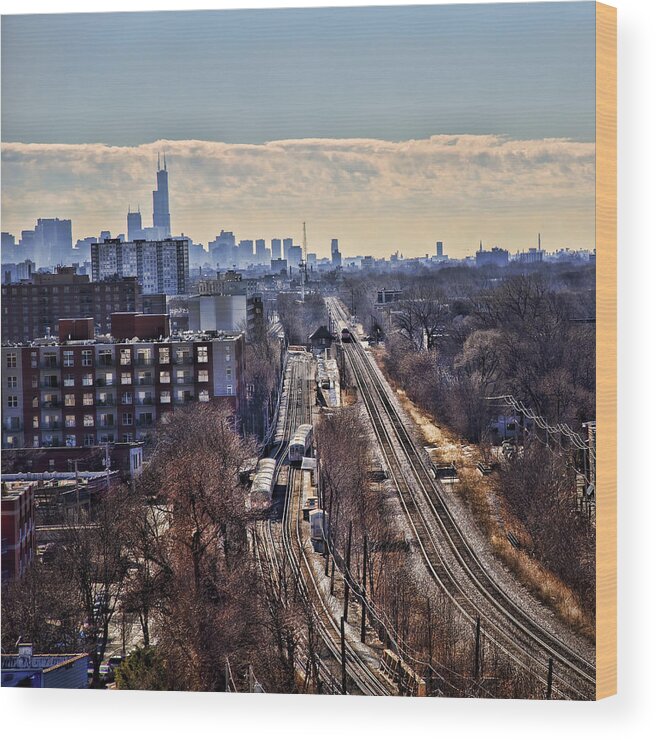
[289,424,313,463]
[309,509,328,553]
[250,458,277,507]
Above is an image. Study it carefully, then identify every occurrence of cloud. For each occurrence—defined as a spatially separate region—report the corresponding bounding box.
[1,135,594,256]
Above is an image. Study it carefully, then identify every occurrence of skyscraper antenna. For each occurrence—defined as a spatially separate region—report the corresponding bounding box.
[163,152,167,171]
[538,232,541,250]
[158,152,161,170]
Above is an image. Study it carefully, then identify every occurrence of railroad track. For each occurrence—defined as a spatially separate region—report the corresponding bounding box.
[256,352,390,695]
[327,297,595,700]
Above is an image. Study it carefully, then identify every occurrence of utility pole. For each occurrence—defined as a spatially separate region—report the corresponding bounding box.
[343,521,352,622]
[546,657,554,699]
[360,533,368,643]
[340,616,347,695]
[73,459,80,524]
[474,615,481,679]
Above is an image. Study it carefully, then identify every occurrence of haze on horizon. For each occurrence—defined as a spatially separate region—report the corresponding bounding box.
[1,4,596,258]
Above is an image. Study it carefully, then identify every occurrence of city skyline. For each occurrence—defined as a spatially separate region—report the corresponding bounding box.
[1,4,596,257]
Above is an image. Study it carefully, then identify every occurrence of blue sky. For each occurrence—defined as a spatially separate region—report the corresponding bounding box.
[2,4,595,145]
[1,4,596,257]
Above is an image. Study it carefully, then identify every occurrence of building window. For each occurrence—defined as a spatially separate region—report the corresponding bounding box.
[199,389,210,402]
[31,352,38,369]
[122,433,134,443]
[197,346,208,363]
[122,412,133,425]
[6,352,17,368]
[159,370,171,384]
[83,393,94,406]
[158,347,170,364]
[33,435,40,447]
[63,374,75,387]
[32,415,39,429]
[82,373,93,386]
[98,349,113,366]
[6,376,17,388]
[83,433,95,446]
[32,376,39,389]
[65,394,76,407]
[83,414,94,427]
[198,370,209,383]
[65,434,77,447]
[82,349,93,367]
[7,395,18,407]
[120,348,131,365]
[63,350,74,367]
[121,372,132,385]
[225,353,231,362]
[121,392,133,405]
[226,385,233,395]
[160,390,171,404]
[65,415,75,428]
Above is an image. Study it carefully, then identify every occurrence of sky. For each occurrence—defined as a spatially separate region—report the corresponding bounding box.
[1,3,596,257]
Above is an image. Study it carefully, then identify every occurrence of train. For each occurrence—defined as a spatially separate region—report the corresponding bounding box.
[340,327,352,343]
[250,457,277,507]
[309,508,329,553]
[288,424,313,463]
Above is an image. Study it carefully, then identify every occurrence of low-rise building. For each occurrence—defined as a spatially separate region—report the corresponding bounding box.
[1,644,88,688]
[1,480,36,583]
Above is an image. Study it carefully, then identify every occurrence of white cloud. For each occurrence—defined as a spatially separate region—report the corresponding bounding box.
[1,135,594,256]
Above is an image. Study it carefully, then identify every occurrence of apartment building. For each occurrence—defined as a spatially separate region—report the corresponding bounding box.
[1,268,143,342]
[1,331,245,450]
[91,237,189,295]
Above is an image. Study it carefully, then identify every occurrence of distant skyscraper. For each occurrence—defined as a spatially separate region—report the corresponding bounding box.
[436,241,443,258]
[331,238,342,268]
[152,154,171,238]
[31,218,73,267]
[127,208,143,241]
[287,245,302,269]
[271,239,281,260]
[209,231,237,268]
[282,238,293,260]
[255,239,267,263]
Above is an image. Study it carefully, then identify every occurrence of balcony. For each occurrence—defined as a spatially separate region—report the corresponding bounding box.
[41,400,61,409]
[136,417,154,427]
[175,375,194,385]
[173,355,193,365]
[97,357,115,367]
[41,422,61,431]
[95,378,115,387]
[41,380,60,389]
[3,421,22,432]
[134,357,154,367]
[40,358,59,369]
[137,377,154,386]
[98,421,116,429]
[174,394,195,404]
[96,397,116,407]
[136,397,155,406]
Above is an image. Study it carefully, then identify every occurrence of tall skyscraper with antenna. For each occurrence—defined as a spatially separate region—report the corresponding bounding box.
[152,153,171,238]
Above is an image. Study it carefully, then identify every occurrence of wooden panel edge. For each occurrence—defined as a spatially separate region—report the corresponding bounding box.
[595,0,617,701]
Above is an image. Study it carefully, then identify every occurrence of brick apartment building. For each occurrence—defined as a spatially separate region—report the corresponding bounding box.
[1,480,36,583]
[1,267,166,342]
[2,329,245,450]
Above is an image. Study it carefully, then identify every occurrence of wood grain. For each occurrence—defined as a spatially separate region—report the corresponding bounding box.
[595,1,617,701]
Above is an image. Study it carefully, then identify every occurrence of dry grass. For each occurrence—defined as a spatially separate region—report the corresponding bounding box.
[369,347,595,639]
